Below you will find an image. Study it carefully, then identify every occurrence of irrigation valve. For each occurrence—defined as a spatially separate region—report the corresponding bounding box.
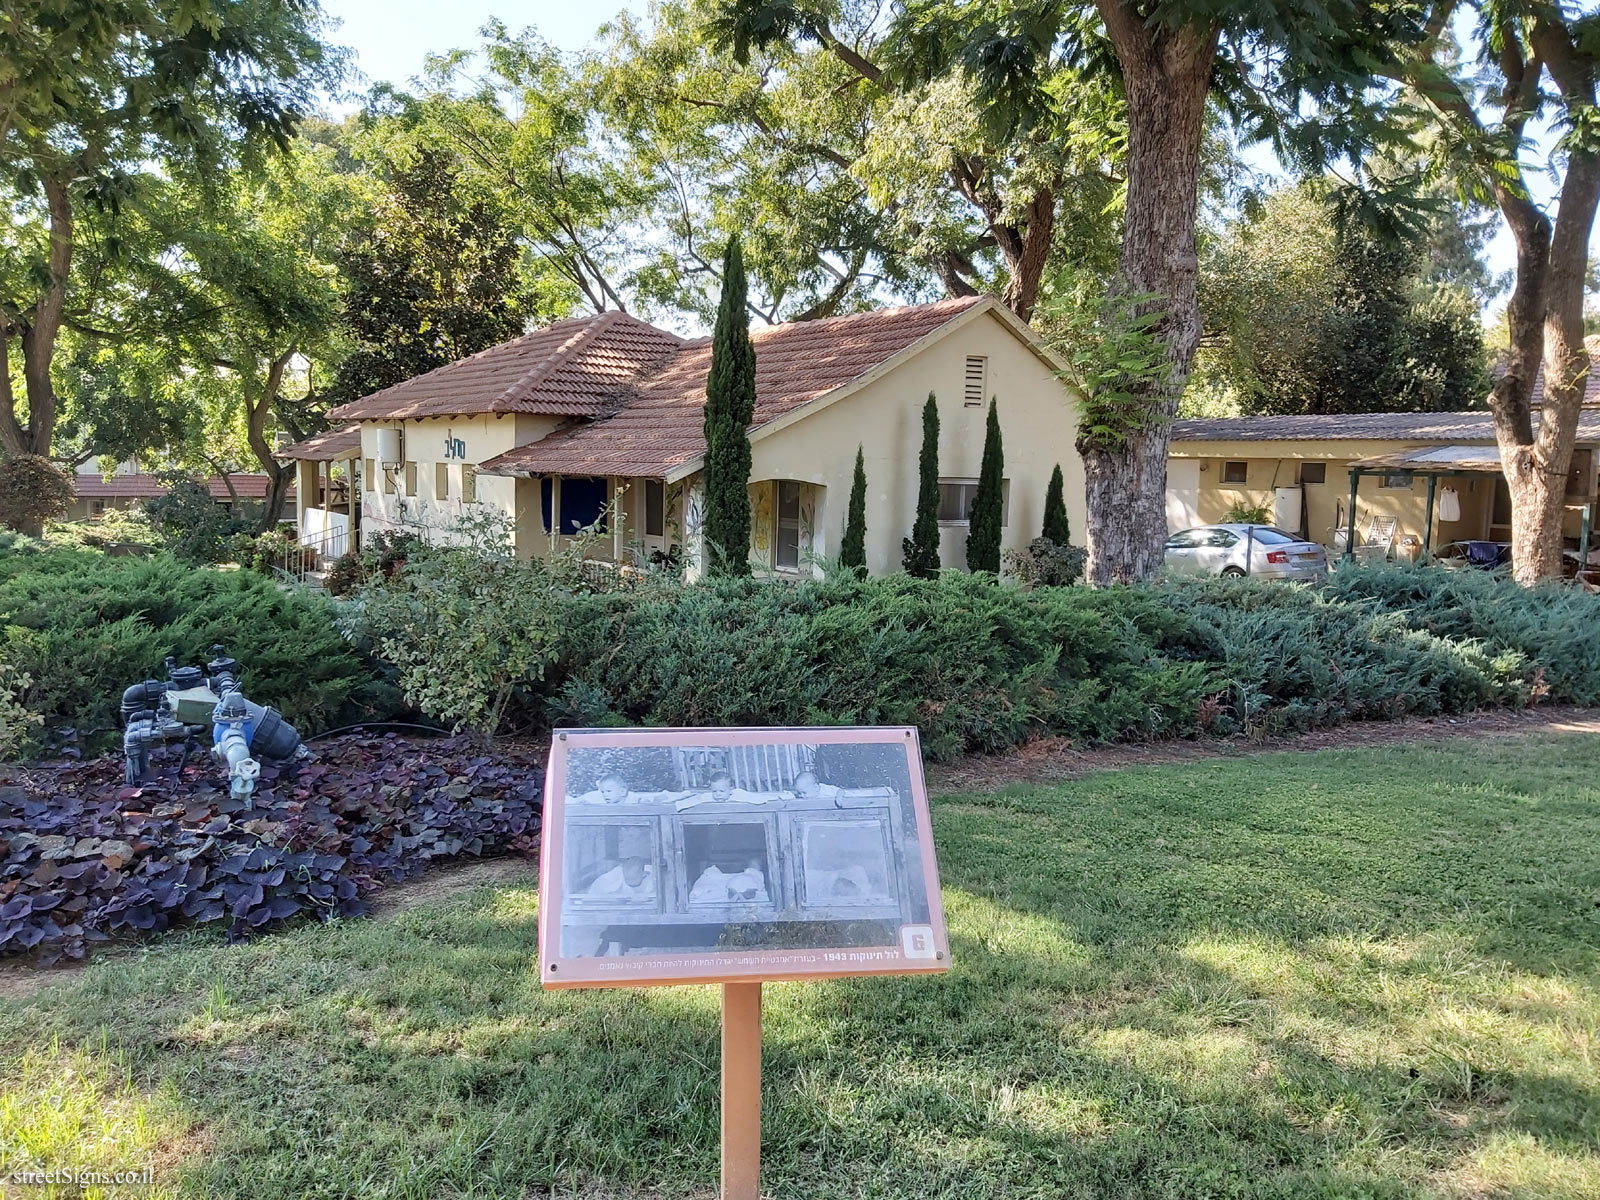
[119,645,303,794]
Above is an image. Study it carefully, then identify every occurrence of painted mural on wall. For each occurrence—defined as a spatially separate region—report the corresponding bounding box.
[750,482,773,569]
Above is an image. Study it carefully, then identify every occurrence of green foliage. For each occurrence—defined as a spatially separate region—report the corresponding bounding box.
[902,393,941,578]
[1046,290,1172,456]
[1221,501,1272,525]
[965,399,1004,575]
[537,564,1594,761]
[343,515,586,736]
[702,236,757,576]
[0,662,42,760]
[0,549,398,758]
[0,455,74,534]
[546,573,1207,761]
[1006,537,1087,588]
[1041,463,1070,545]
[43,508,159,552]
[840,445,868,575]
[328,148,544,405]
[143,476,253,564]
[1195,185,1490,417]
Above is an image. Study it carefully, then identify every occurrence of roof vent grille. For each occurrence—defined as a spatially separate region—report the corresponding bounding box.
[964,356,987,408]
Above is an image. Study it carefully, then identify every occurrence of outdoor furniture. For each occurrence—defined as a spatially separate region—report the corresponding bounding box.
[1358,514,1398,564]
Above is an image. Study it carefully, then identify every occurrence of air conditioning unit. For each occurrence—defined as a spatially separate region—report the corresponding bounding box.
[375,427,402,467]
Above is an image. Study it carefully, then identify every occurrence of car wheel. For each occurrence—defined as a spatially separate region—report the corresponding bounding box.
[1221,566,1246,577]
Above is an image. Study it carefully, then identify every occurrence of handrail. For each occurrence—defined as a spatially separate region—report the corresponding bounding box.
[278,525,349,582]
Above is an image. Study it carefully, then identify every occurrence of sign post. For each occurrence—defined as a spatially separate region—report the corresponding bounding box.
[539,726,949,1199]
[720,981,763,1200]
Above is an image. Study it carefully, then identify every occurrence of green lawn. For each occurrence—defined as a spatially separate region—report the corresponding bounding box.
[4,734,1599,1199]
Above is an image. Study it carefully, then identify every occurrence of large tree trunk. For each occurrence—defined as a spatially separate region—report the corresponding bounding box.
[16,175,72,457]
[1079,9,1218,584]
[244,350,298,531]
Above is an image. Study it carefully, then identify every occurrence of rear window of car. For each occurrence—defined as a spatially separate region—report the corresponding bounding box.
[1250,528,1298,545]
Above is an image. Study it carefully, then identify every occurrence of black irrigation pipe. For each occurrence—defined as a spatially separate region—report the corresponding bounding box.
[305,721,453,744]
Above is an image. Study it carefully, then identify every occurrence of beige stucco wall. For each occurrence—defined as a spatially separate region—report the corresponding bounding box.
[357,413,561,555]
[1171,438,1599,552]
[740,307,1084,576]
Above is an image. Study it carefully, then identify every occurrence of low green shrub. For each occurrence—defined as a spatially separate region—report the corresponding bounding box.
[44,508,161,553]
[0,549,401,758]
[1319,565,1600,704]
[349,556,1600,760]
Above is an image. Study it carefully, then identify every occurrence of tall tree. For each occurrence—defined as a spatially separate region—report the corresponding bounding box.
[702,236,757,576]
[840,444,868,574]
[1196,182,1489,415]
[902,393,941,577]
[0,0,334,459]
[1392,3,1599,582]
[1042,463,1071,545]
[713,0,1413,582]
[330,147,546,404]
[966,399,1005,574]
[703,0,1127,322]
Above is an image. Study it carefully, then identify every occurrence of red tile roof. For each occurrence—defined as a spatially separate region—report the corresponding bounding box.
[479,297,986,479]
[324,311,685,421]
[72,474,294,501]
[280,423,362,460]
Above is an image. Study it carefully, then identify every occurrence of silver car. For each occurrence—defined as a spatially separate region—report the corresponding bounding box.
[1164,524,1328,580]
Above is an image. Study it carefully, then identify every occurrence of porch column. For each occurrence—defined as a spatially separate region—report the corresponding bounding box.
[1345,469,1360,562]
[612,477,624,563]
[1422,474,1438,560]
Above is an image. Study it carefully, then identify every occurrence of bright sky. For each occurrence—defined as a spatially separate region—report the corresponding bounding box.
[321,0,640,96]
[320,0,1556,311]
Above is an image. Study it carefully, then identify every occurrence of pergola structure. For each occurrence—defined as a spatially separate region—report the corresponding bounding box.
[1344,445,1594,570]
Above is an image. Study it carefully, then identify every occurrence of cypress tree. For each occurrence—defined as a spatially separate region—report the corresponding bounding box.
[702,236,756,576]
[1042,463,1071,545]
[966,398,1004,574]
[840,444,868,575]
[901,393,941,577]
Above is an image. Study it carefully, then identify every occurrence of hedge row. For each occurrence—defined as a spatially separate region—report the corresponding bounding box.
[538,567,1597,760]
[0,548,401,758]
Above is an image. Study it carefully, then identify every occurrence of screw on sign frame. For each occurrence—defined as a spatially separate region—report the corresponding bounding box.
[538,726,950,1200]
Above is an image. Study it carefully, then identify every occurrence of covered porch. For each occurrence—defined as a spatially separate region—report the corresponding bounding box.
[1344,445,1597,580]
[280,423,362,558]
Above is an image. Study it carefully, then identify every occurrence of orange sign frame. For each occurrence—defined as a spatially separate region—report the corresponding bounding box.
[538,725,950,989]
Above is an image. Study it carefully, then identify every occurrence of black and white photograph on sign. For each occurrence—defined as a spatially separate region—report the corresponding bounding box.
[556,736,932,961]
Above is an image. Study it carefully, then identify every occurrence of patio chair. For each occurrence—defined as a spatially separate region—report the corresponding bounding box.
[1358,514,1398,564]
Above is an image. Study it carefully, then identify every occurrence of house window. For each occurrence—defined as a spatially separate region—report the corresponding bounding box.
[775,481,802,570]
[1221,460,1249,484]
[963,356,987,407]
[435,462,450,500]
[1379,472,1413,490]
[460,464,477,504]
[91,499,106,516]
[938,478,1010,526]
[364,459,374,493]
[1298,462,1327,485]
[542,475,609,534]
[404,462,418,497]
[644,479,665,538]
[381,464,395,495]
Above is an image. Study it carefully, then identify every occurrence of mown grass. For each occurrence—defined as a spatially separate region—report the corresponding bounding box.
[2,734,1598,1199]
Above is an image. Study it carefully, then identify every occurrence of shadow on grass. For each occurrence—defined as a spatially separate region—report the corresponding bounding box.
[2,735,1599,1199]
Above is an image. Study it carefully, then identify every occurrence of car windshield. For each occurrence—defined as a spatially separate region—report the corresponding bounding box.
[1249,528,1299,545]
